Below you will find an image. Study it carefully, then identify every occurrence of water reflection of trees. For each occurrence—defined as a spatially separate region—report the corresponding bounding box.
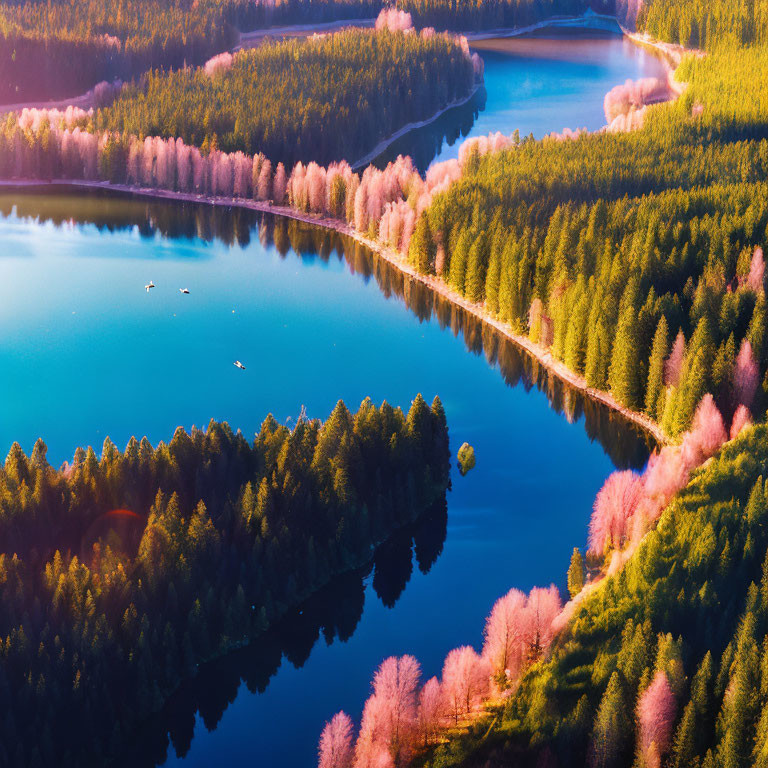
[1,188,654,468]
[368,86,487,173]
[119,500,448,768]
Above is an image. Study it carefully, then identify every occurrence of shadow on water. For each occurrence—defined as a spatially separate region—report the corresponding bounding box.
[1,186,655,469]
[118,500,448,768]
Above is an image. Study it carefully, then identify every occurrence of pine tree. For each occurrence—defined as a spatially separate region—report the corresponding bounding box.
[567,547,584,598]
[591,671,631,768]
[449,230,471,294]
[409,215,435,274]
[609,299,642,408]
[465,232,489,303]
[645,315,668,417]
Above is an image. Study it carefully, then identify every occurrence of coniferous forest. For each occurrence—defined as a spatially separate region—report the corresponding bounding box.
[0,0,386,102]
[95,29,477,166]
[0,397,450,767]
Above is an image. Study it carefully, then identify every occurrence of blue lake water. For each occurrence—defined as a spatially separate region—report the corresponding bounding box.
[0,31,660,768]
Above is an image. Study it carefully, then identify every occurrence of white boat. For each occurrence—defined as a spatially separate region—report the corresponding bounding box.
[234,360,246,370]
[179,288,190,294]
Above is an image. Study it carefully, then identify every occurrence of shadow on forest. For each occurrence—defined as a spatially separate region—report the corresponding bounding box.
[0,187,655,470]
[118,500,448,768]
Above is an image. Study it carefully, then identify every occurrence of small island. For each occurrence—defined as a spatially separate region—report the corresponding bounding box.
[457,441,476,475]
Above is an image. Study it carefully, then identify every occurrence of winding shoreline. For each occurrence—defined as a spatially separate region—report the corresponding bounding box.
[350,82,482,169]
[0,177,668,445]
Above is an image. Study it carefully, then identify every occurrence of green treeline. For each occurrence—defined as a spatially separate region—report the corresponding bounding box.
[637,0,768,50]
[424,422,768,768]
[95,29,476,166]
[0,395,450,767]
[393,0,603,32]
[408,45,768,435]
[0,0,383,102]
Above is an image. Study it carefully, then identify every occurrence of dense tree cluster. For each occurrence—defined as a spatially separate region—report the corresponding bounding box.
[0,396,450,767]
[95,28,477,166]
[393,0,607,32]
[637,0,768,49]
[0,0,387,102]
[424,419,768,768]
[0,0,237,102]
[406,44,768,436]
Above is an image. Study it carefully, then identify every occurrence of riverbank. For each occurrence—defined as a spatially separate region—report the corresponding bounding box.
[236,17,375,50]
[0,177,668,445]
[350,82,482,170]
[465,11,622,41]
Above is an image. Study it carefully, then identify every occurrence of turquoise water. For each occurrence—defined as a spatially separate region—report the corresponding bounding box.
[0,32,661,768]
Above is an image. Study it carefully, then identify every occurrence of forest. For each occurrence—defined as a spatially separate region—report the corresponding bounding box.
[0,395,451,767]
[405,43,768,440]
[95,27,478,166]
[0,0,387,102]
[392,0,607,32]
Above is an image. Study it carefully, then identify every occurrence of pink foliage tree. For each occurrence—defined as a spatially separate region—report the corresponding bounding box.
[416,677,443,746]
[636,671,676,762]
[730,404,753,440]
[319,711,355,768]
[442,646,490,723]
[734,338,759,409]
[483,588,528,683]
[525,585,562,658]
[375,8,413,32]
[354,655,421,768]
[603,78,667,123]
[204,51,234,76]
[748,247,765,294]
[664,331,685,387]
[681,393,727,465]
[588,470,643,555]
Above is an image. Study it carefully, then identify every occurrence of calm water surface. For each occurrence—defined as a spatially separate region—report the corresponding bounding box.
[0,32,659,768]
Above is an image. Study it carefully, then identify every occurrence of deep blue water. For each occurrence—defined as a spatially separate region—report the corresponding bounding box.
[0,32,660,768]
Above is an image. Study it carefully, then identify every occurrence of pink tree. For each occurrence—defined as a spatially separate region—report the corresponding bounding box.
[748,247,765,293]
[354,655,421,768]
[588,470,643,555]
[734,338,759,409]
[442,646,490,723]
[664,331,685,387]
[641,446,689,524]
[319,711,355,768]
[257,158,273,201]
[730,404,753,440]
[355,694,390,768]
[416,677,443,746]
[482,587,527,683]
[373,655,421,765]
[682,394,727,465]
[636,671,676,761]
[273,162,288,204]
[524,585,563,659]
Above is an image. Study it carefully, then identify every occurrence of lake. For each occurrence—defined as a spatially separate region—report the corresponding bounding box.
[0,29,661,768]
